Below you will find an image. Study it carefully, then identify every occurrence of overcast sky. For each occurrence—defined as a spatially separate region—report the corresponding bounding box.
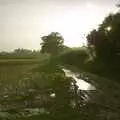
[0,0,119,51]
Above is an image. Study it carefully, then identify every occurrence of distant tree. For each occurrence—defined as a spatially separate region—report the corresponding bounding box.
[87,13,120,60]
[13,48,32,55]
[40,32,64,55]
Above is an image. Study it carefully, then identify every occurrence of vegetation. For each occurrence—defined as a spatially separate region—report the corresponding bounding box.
[0,49,42,59]
[40,32,64,56]
[87,13,120,60]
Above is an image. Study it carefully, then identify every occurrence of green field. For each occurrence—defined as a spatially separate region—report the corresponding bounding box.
[0,59,45,65]
[0,59,45,87]
[0,58,71,120]
[0,64,37,84]
[0,59,52,120]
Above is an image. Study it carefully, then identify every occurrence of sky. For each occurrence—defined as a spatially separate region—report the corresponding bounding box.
[0,0,119,51]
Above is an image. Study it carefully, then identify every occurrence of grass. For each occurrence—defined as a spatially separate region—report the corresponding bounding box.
[0,64,37,84]
[0,56,49,85]
[0,57,85,120]
[0,51,120,120]
[0,60,39,119]
[0,58,48,66]
[0,57,73,120]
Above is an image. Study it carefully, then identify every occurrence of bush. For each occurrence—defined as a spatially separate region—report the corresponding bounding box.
[58,48,88,67]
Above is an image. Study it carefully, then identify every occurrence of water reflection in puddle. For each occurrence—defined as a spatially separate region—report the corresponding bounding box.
[62,68,95,90]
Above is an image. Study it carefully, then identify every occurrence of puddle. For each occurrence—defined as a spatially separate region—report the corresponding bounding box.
[62,68,95,90]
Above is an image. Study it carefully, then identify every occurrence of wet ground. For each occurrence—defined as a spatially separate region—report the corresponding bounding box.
[0,64,120,119]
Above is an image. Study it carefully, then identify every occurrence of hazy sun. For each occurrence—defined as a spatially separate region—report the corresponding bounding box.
[44,2,115,47]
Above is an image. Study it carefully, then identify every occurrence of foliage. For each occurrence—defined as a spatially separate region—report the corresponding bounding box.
[58,46,120,82]
[58,47,88,66]
[87,13,120,60]
[40,32,64,55]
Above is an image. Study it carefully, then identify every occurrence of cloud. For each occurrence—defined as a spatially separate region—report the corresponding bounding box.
[0,0,25,5]
[0,0,115,6]
[48,0,115,5]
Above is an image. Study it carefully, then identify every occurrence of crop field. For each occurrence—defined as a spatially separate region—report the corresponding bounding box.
[0,64,37,83]
[0,59,41,119]
[0,58,44,86]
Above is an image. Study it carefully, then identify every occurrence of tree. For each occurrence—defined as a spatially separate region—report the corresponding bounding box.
[87,29,110,59]
[40,32,64,55]
[87,13,120,60]
[100,13,120,54]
